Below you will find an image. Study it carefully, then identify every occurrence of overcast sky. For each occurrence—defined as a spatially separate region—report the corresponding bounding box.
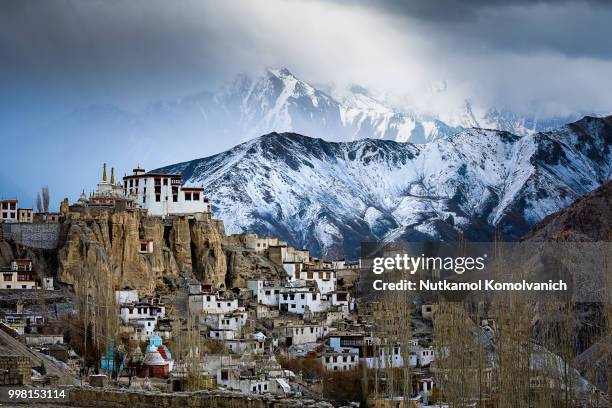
[1,0,612,205]
[2,0,612,116]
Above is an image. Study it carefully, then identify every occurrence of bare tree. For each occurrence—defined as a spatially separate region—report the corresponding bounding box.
[36,192,43,213]
[42,186,50,212]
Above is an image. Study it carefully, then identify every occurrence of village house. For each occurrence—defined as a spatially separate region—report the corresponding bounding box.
[274,323,330,346]
[189,291,242,315]
[216,364,292,396]
[118,298,168,341]
[202,311,247,332]
[225,332,268,355]
[293,268,337,294]
[17,208,33,223]
[268,245,310,266]
[209,328,236,340]
[34,212,61,223]
[278,283,329,314]
[122,165,211,217]
[235,233,287,252]
[3,312,44,335]
[0,199,18,222]
[247,280,282,306]
[321,350,360,371]
[119,301,166,324]
[1,259,39,290]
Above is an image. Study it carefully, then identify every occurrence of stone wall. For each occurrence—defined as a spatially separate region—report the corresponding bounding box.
[0,356,31,385]
[67,388,333,408]
[1,223,61,250]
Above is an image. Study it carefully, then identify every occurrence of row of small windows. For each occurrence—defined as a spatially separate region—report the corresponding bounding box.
[124,188,201,203]
[325,355,356,363]
[282,293,315,301]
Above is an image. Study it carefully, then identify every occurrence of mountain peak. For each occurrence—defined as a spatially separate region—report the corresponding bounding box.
[156,116,611,258]
[268,67,296,79]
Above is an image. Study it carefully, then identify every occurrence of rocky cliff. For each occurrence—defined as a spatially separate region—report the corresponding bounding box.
[54,209,281,295]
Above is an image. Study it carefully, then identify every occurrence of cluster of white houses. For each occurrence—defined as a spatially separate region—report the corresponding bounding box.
[185,237,435,389]
[115,289,172,342]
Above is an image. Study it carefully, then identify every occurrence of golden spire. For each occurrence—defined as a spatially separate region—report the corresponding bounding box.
[102,163,107,182]
[110,167,115,184]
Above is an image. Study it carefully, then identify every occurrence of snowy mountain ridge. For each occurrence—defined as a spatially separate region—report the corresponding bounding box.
[156,115,612,258]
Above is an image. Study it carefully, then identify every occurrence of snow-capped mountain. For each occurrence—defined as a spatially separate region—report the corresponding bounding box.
[150,67,603,144]
[155,115,612,259]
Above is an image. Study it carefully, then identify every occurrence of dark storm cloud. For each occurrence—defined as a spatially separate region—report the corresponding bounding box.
[344,0,612,60]
[1,0,611,115]
[0,0,257,105]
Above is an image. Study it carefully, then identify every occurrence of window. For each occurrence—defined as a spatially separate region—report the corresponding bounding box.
[185,192,192,200]
[2,212,6,218]
[129,180,133,187]
[301,294,305,299]
[3,274,12,281]
[193,193,200,201]
[143,196,146,203]
[221,370,228,380]
[173,195,178,202]
[163,178,168,186]
[155,194,161,202]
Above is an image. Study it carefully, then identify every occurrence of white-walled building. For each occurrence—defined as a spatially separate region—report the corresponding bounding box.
[122,166,211,217]
[203,312,247,332]
[209,329,236,340]
[238,233,286,252]
[247,280,282,307]
[0,200,18,223]
[321,351,359,371]
[120,301,166,324]
[275,324,329,346]
[1,259,38,290]
[418,347,435,367]
[189,292,242,315]
[296,269,337,294]
[278,285,328,314]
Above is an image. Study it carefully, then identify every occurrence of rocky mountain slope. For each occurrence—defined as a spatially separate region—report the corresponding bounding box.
[156,115,612,258]
[525,179,612,242]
